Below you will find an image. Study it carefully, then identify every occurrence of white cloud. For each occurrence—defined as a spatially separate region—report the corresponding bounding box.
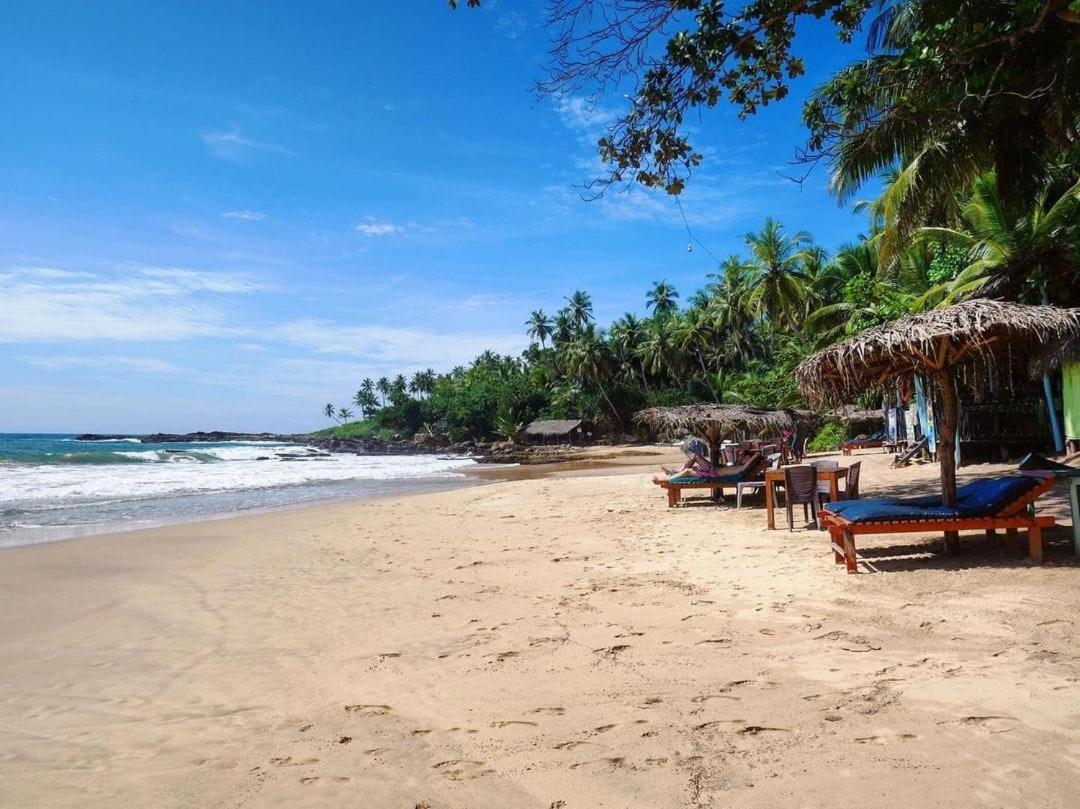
[18,355,183,374]
[0,265,263,343]
[355,218,405,237]
[554,95,617,132]
[274,320,525,368]
[496,11,527,39]
[200,131,295,161]
[222,209,268,221]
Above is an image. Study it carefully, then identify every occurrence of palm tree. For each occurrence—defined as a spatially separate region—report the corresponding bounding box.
[376,377,391,406]
[337,407,354,423]
[563,290,594,328]
[323,402,338,424]
[352,390,367,417]
[742,218,812,332]
[917,171,1080,306]
[563,324,620,425]
[609,312,649,390]
[636,318,677,382]
[707,370,745,405]
[525,309,554,347]
[646,280,679,317]
[552,309,575,344]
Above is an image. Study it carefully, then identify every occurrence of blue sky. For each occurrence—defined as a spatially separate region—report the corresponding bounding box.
[1,1,874,433]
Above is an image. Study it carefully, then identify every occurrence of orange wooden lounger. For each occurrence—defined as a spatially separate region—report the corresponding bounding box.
[653,454,764,507]
[819,472,1056,573]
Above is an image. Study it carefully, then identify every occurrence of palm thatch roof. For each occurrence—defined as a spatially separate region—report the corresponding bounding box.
[522,419,585,437]
[795,299,1080,406]
[826,405,885,425]
[634,404,818,446]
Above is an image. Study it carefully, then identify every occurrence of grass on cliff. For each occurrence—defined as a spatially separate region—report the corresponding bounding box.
[313,420,397,441]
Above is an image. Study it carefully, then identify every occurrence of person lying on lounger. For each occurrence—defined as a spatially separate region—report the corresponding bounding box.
[660,439,760,481]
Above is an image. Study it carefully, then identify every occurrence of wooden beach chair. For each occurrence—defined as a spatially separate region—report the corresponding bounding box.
[840,430,885,455]
[653,452,765,507]
[818,472,1057,573]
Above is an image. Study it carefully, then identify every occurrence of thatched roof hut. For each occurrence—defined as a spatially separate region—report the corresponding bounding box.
[520,419,590,445]
[795,299,1080,407]
[634,404,819,463]
[826,405,885,426]
[795,299,1080,522]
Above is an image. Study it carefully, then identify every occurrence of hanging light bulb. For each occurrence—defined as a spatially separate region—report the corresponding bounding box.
[687,243,694,253]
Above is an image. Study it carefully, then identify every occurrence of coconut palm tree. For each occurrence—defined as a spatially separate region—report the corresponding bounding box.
[552,309,575,345]
[636,318,677,382]
[337,407,354,423]
[706,255,758,368]
[525,309,554,347]
[742,218,812,331]
[646,280,679,317]
[563,290,594,328]
[609,312,649,390]
[323,402,338,424]
[376,377,391,406]
[563,324,620,425]
[917,171,1080,307]
[352,390,367,417]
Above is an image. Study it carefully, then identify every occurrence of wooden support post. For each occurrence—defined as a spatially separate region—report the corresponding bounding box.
[943,530,961,556]
[1004,527,1023,558]
[829,525,844,564]
[1028,525,1044,564]
[842,530,858,574]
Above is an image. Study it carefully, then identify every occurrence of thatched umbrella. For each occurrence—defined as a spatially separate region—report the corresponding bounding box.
[634,404,818,466]
[795,299,1080,522]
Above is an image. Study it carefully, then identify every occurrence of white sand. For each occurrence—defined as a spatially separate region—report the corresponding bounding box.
[2,450,1079,808]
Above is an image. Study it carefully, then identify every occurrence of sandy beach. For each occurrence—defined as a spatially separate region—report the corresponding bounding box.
[2,449,1079,808]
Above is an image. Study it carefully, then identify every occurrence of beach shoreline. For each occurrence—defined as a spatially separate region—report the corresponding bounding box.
[2,450,1079,808]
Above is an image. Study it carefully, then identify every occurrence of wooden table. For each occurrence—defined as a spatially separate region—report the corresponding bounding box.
[765,466,846,530]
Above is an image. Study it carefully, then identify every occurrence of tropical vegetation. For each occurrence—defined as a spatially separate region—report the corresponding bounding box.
[318,2,1078,443]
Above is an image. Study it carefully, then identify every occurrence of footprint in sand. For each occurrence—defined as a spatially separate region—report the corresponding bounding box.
[300,776,351,785]
[528,707,566,716]
[433,760,493,781]
[491,720,539,729]
[593,645,631,659]
[855,732,918,744]
[958,715,1019,733]
[553,740,601,750]
[344,704,394,716]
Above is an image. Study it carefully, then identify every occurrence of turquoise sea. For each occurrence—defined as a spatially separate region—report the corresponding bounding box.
[0,434,481,548]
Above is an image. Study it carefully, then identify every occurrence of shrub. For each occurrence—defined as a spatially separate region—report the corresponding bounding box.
[808,421,846,453]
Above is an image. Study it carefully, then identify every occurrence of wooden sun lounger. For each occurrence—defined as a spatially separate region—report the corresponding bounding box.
[819,473,1057,573]
[653,455,765,507]
[840,433,885,455]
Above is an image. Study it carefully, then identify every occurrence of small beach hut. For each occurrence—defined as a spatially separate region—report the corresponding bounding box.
[634,404,819,467]
[795,299,1080,553]
[520,419,591,446]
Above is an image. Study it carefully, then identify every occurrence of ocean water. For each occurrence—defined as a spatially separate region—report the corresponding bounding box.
[0,434,483,548]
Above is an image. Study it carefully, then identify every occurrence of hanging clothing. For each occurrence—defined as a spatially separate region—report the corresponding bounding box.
[1064,361,1080,441]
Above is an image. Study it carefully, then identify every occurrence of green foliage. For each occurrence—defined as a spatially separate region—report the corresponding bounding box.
[926,243,968,285]
[314,420,396,441]
[808,421,847,453]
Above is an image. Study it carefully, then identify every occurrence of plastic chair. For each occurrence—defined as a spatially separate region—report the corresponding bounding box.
[736,453,782,508]
[844,461,862,500]
[782,465,820,531]
[812,459,839,497]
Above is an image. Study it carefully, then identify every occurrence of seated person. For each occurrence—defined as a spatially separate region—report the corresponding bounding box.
[662,438,716,476]
[660,440,762,482]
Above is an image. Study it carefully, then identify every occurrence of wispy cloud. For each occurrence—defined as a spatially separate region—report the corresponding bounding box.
[554,95,617,133]
[0,265,265,343]
[200,131,295,161]
[275,320,525,368]
[496,11,527,39]
[222,209,268,221]
[18,355,183,374]
[355,218,406,237]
